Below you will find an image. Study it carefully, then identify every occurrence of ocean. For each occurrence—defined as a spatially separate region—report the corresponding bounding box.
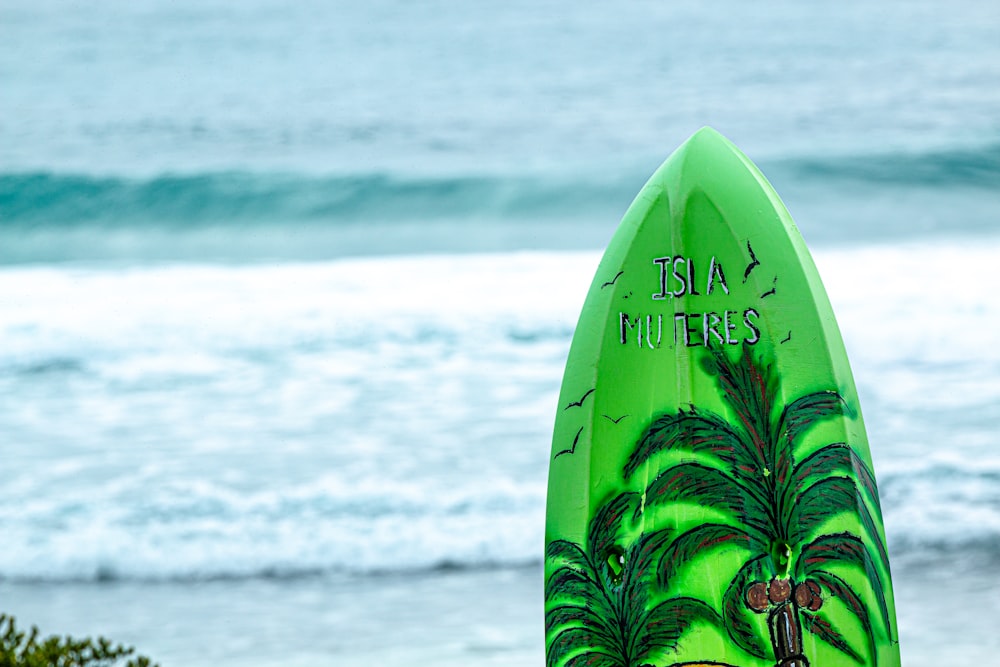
[2,0,999,665]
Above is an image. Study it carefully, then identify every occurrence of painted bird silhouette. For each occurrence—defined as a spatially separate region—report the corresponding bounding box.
[761,276,777,299]
[601,271,624,289]
[555,427,584,459]
[564,388,595,410]
[743,240,760,283]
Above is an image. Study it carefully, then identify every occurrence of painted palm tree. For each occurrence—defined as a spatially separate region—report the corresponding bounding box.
[546,491,721,667]
[623,343,893,666]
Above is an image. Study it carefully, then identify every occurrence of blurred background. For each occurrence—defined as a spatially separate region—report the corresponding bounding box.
[2,0,999,665]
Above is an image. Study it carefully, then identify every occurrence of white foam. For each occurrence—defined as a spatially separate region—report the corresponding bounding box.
[3,242,999,579]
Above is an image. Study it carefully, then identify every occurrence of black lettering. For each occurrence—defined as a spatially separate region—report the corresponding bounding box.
[743,308,761,345]
[620,312,638,345]
[646,314,663,349]
[674,313,687,346]
[671,256,687,297]
[707,256,729,295]
[724,309,739,345]
[685,313,701,347]
[652,257,671,300]
[703,312,725,346]
[687,257,700,295]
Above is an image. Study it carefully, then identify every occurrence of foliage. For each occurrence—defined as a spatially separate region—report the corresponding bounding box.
[623,343,893,664]
[0,614,158,667]
[546,492,720,667]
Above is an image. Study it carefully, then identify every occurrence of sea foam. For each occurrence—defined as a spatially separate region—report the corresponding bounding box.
[2,242,999,581]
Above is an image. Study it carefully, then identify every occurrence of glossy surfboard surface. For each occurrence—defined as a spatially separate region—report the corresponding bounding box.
[544,128,899,667]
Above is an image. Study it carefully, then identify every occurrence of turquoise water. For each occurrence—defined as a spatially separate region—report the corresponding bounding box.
[2,1,1000,665]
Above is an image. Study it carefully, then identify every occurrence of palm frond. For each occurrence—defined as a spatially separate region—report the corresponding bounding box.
[856,493,891,576]
[787,476,864,542]
[548,627,616,667]
[545,604,614,641]
[624,408,747,478]
[789,443,884,518]
[620,529,675,647]
[635,597,723,664]
[546,566,605,609]
[721,554,769,659]
[644,461,770,533]
[588,492,640,563]
[798,532,892,639]
[703,344,777,466]
[812,570,878,664]
[547,539,590,567]
[563,651,622,667]
[789,443,860,491]
[547,494,672,667]
[800,610,863,664]
[545,607,622,663]
[626,527,674,585]
[771,388,851,494]
[777,391,854,449]
[787,475,890,577]
[850,452,886,523]
[657,523,759,588]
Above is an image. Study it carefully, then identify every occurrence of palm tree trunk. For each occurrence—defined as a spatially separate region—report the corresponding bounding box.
[768,602,808,667]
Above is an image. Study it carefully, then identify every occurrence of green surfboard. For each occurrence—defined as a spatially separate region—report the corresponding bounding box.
[544,128,899,667]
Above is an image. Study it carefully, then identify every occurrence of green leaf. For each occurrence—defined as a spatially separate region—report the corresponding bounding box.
[546,566,602,605]
[790,442,853,482]
[787,444,868,506]
[546,605,620,654]
[777,391,854,449]
[657,523,757,588]
[635,596,722,664]
[626,528,673,585]
[0,614,160,667]
[850,452,886,524]
[703,343,777,466]
[788,476,862,542]
[787,474,891,581]
[548,626,616,667]
[588,492,640,561]
[547,539,590,567]
[789,443,884,521]
[800,610,863,663]
[624,408,748,478]
[785,444,892,579]
[812,570,878,664]
[773,393,852,499]
[644,461,769,533]
[563,651,622,667]
[721,555,769,659]
[545,604,607,637]
[799,532,892,640]
[856,492,891,577]
[616,529,676,651]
